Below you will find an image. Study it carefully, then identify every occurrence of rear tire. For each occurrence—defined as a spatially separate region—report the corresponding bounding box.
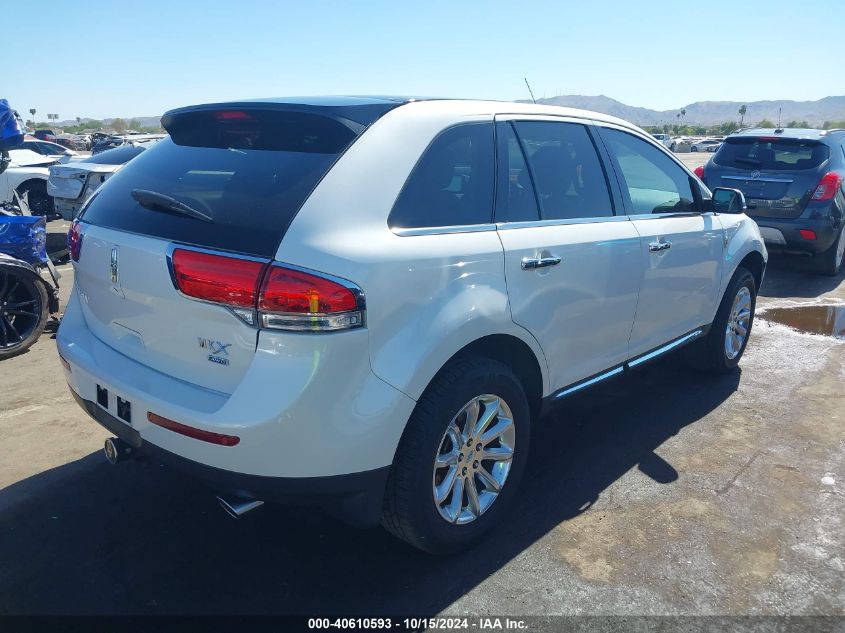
[814,223,845,276]
[684,267,756,374]
[382,356,531,554]
[0,266,49,360]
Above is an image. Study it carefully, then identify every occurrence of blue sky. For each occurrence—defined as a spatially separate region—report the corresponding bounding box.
[9,0,844,120]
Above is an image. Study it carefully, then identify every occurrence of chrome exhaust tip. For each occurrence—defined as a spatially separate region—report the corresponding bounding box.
[103,437,132,465]
[216,495,264,519]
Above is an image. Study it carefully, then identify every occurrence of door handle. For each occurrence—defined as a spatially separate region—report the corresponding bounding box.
[648,241,672,252]
[521,256,562,270]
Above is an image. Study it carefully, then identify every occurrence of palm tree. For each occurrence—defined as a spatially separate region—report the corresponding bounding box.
[738,105,747,127]
[76,117,81,125]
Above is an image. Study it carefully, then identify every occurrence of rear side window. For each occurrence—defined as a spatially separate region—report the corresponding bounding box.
[389,123,494,229]
[80,110,358,258]
[600,128,696,214]
[714,138,830,171]
[512,121,613,221]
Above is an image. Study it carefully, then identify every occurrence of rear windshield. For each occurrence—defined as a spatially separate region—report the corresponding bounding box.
[714,137,829,171]
[80,110,358,258]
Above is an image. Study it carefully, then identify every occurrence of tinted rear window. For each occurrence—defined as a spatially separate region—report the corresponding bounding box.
[714,138,829,171]
[80,110,358,257]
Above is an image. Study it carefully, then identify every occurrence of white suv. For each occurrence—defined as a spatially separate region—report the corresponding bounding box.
[57,97,767,553]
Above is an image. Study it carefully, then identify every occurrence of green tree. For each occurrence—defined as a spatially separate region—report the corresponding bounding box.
[111,118,127,133]
[738,105,747,126]
[757,119,776,128]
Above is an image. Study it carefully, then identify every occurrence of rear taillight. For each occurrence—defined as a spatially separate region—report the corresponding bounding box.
[799,229,817,240]
[169,248,364,332]
[171,249,265,308]
[67,220,83,261]
[694,166,704,179]
[258,265,363,331]
[812,172,843,201]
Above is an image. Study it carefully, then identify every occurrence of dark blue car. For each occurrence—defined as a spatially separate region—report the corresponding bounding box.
[698,128,845,275]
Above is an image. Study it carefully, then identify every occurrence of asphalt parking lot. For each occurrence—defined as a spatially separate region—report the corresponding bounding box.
[0,155,843,617]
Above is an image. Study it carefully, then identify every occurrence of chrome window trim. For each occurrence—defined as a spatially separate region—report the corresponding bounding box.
[720,175,794,184]
[495,215,630,231]
[391,223,497,237]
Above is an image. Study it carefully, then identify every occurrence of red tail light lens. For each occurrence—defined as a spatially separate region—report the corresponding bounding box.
[169,249,364,332]
[693,166,705,179]
[812,172,843,201]
[171,249,265,308]
[258,265,363,331]
[799,229,817,240]
[67,220,83,262]
[147,412,240,446]
[259,266,358,313]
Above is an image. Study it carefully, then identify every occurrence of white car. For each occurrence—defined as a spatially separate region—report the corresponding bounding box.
[48,142,156,220]
[57,97,767,553]
[690,139,723,152]
[0,149,55,216]
[651,133,672,147]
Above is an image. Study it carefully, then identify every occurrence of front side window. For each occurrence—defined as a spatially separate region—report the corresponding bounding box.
[389,123,494,229]
[511,121,613,221]
[601,128,696,214]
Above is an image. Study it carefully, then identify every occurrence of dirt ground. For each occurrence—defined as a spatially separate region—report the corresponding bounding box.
[0,186,843,617]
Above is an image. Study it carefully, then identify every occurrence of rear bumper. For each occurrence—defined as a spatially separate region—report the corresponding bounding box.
[751,213,840,254]
[70,390,389,526]
[57,287,416,480]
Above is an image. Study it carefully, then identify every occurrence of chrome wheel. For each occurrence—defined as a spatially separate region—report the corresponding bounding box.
[432,394,515,525]
[725,286,752,360]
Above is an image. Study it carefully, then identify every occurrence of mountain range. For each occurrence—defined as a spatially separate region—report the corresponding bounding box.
[50,95,845,129]
[521,95,845,126]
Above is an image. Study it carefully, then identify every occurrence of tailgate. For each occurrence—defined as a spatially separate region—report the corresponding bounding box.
[74,225,258,394]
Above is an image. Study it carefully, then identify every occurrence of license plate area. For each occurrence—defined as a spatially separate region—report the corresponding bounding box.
[116,397,132,424]
[95,384,132,424]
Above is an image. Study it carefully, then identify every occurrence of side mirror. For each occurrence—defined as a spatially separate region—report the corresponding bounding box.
[711,187,746,214]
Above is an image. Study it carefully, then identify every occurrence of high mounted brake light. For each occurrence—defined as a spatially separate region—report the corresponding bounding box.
[169,248,364,332]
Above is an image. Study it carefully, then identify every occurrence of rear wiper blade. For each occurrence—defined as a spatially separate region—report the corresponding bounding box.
[734,157,761,166]
[130,189,214,223]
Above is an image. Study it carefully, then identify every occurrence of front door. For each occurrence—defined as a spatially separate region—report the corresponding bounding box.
[596,126,724,357]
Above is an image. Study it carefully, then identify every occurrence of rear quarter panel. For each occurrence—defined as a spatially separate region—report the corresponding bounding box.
[276,103,550,402]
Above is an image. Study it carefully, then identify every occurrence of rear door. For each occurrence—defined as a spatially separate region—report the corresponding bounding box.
[495,117,642,391]
[596,125,724,357]
[73,108,365,394]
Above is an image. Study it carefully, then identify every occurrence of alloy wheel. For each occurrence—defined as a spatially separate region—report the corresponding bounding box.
[0,270,42,350]
[432,394,516,525]
[725,286,752,360]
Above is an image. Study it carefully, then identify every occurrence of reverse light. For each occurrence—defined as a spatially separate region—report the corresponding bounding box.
[147,412,240,446]
[812,172,843,201]
[799,229,817,240]
[693,166,705,179]
[67,220,83,262]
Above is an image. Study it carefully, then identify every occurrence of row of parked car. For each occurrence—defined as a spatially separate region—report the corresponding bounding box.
[0,134,164,219]
[652,133,724,153]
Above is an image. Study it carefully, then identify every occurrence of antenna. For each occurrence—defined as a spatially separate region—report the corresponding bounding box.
[524,78,536,104]
[777,107,782,130]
